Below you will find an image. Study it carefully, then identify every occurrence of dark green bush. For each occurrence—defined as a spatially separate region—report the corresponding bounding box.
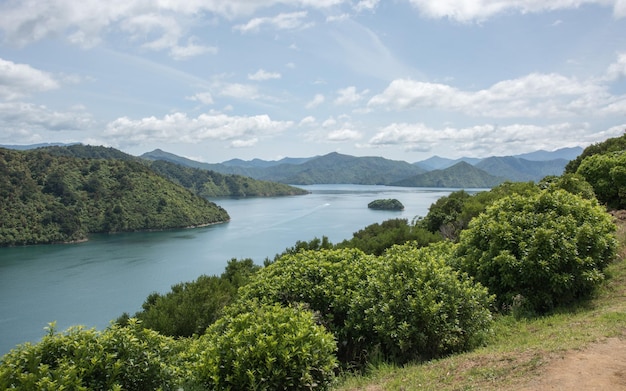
[354,242,494,362]
[0,320,185,390]
[456,189,617,313]
[576,151,626,209]
[120,258,260,337]
[187,303,338,390]
[232,248,380,365]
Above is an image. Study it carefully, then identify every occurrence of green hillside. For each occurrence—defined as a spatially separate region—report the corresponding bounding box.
[41,145,307,197]
[392,161,505,188]
[0,148,230,246]
[148,160,308,197]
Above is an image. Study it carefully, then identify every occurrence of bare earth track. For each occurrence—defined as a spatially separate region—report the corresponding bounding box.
[519,338,626,390]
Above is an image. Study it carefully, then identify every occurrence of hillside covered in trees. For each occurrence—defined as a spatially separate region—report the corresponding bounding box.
[39,144,308,198]
[0,147,230,246]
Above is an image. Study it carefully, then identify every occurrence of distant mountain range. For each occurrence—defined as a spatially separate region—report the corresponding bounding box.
[1,143,582,188]
[141,146,582,188]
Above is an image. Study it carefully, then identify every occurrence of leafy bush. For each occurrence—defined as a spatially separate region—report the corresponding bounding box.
[118,258,260,337]
[417,182,540,241]
[232,248,380,365]
[0,320,185,390]
[575,151,626,209]
[187,304,338,390]
[353,242,494,362]
[336,218,441,256]
[456,189,617,313]
[565,131,626,174]
[232,246,494,366]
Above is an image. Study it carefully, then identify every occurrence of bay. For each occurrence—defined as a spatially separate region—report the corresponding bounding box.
[0,185,468,355]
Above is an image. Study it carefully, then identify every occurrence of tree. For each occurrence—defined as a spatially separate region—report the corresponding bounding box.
[455,189,617,313]
[576,151,626,209]
[187,304,338,390]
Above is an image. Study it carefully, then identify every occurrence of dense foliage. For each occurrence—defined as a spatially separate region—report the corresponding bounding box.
[149,159,309,198]
[41,144,309,198]
[232,247,494,366]
[0,148,229,246]
[354,242,494,363]
[417,182,539,240]
[565,132,626,174]
[118,258,260,337]
[232,248,380,365]
[575,151,626,209]
[336,218,440,256]
[0,320,186,390]
[187,304,338,390]
[367,198,404,210]
[455,188,617,313]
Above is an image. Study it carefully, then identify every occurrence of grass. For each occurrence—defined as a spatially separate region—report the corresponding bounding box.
[334,216,626,391]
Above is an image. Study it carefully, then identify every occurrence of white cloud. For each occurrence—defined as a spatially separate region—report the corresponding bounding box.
[186,92,214,105]
[322,117,337,127]
[219,83,261,100]
[354,0,380,12]
[327,128,362,141]
[0,102,94,133]
[0,58,60,100]
[367,121,624,157]
[407,0,626,22]
[334,86,369,105]
[230,138,259,148]
[368,73,614,118]
[306,93,325,108]
[234,11,313,33]
[299,115,316,125]
[248,69,282,81]
[605,52,626,81]
[103,112,293,147]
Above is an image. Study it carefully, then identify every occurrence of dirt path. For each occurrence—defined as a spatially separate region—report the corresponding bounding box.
[519,338,626,390]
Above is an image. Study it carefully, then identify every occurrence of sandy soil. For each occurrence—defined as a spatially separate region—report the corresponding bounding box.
[519,338,626,391]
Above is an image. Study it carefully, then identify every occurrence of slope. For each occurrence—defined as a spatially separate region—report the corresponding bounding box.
[476,156,568,182]
[0,148,230,246]
[391,161,506,188]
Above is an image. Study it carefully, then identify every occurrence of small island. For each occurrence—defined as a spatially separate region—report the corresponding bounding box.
[368,198,404,211]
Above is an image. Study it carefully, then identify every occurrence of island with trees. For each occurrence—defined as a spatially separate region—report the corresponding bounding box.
[368,198,404,210]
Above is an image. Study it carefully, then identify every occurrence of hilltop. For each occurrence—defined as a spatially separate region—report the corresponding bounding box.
[0,147,230,246]
[38,144,308,197]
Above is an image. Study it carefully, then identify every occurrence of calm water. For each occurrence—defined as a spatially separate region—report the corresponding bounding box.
[0,185,469,355]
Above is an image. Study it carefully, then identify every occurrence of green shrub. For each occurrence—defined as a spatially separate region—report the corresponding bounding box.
[187,304,338,390]
[231,248,380,365]
[354,242,494,362]
[456,189,617,313]
[120,258,260,337]
[0,320,185,390]
[576,151,626,209]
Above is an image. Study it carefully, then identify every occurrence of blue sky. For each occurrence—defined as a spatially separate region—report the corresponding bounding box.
[0,0,625,163]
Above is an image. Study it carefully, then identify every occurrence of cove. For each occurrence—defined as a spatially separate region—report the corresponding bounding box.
[0,185,470,355]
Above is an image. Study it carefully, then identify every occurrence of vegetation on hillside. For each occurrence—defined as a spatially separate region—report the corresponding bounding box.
[0,148,229,246]
[148,159,308,197]
[41,144,309,198]
[392,161,505,188]
[2,134,626,390]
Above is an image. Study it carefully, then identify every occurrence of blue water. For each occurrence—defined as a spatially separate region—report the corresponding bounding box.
[0,185,471,355]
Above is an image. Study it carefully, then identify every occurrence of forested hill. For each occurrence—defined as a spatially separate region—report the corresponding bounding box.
[39,145,307,197]
[0,148,230,246]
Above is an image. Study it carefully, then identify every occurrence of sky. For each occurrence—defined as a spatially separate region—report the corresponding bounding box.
[0,0,625,163]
